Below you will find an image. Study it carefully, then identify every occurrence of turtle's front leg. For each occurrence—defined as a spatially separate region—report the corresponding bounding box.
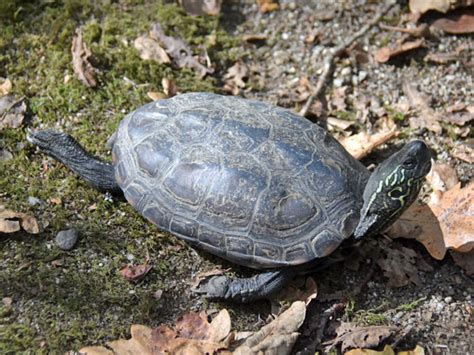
[196,269,296,303]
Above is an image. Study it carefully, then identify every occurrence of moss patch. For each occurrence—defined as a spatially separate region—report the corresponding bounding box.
[0,0,238,352]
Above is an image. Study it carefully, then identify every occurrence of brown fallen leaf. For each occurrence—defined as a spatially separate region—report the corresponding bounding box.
[71,27,98,88]
[325,323,397,353]
[338,128,398,160]
[376,242,423,287]
[275,276,318,305]
[134,35,171,64]
[388,181,474,260]
[242,34,268,42]
[79,301,306,354]
[179,0,222,16]
[450,250,474,276]
[0,94,27,129]
[0,206,40,234]
[452,141,473,163]
[147,91,167,101]
[119,263,152,282]
[431,8,474,34]
[379,23,431,38]
[223,60,249,95]
[162,77,178,97]
[427,162,459,192]
[409,0,474,15]
[257,0,279,13]
[150,23,213,78]
[424,51,460,64]
[346,344,426,354]
[374,39,424,63]
[402,81,443,134]
[0,77,12,95]
[234,301,306,354]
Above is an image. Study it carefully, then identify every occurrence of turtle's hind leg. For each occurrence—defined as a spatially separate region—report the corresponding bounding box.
[196,269,296,303]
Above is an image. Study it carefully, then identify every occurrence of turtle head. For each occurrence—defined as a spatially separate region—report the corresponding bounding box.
[354,140,432,239]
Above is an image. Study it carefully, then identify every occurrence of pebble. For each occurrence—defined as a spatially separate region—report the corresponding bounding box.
[55,228,79,251]
[341,67,351,76]
[333,78,344,88]
[444,296,453,303]
[28,196,43,206]
[0,149,13,161]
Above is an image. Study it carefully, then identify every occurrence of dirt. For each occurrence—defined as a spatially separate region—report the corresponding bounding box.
[0,0,473,354]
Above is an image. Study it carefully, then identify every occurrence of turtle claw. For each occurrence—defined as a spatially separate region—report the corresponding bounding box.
[194,275,232,300]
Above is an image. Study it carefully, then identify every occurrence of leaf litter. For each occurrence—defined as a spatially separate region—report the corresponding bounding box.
[71,27,98,88]
[79,300,307,355]
[0,205,40,234]
[0,94,27,129]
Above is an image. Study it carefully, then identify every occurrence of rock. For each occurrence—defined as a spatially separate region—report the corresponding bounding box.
[0,149,13,161]
[28,196,43,206]
[55,228,79,251]
[334,78,344,88]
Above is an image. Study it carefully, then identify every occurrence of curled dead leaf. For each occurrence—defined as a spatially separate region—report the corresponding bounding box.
[388,182,474,260]
[0,206,40,234]
[223,61,249,95]
[134,35,171,64]
[450,250,474,276]
[376,243,423,287]
[427,162,459,192]
[150,23,213,78]
[432,8,474,34]
[119,263,152,282]
[374,39,424,63]
[71,27,98,88]
[325,323,397,353]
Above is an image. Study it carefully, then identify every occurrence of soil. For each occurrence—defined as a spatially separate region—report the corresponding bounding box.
[1,0,472,354]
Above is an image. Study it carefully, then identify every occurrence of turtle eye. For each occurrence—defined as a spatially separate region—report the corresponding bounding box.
[403,157,416,169]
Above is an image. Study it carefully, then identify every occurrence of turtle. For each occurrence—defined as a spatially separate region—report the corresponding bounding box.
[27,92,432,302]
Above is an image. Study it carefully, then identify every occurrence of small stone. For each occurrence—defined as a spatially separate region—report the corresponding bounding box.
[0,149,13,161]
[341,67,351,76]
[55,228,79,251]
[358,70,368,82]
[444,296,453,303]
[334,78,344,88]
[28,196,43,206]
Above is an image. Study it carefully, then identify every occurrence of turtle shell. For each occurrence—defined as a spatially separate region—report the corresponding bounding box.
[112,93,369,269]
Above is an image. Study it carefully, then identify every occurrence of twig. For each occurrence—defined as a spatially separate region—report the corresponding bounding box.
[314,302,346,346]
[299,2,395,117]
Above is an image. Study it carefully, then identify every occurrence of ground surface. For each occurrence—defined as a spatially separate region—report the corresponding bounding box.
[0,0,473,354]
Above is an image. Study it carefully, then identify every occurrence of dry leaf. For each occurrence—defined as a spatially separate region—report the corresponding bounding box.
[150,23,213,78]
[450,250,474,276]
[78,301,306,355]
[71,27,98,88]
[257,0,279,13]
[147,91,167,101]
[427,162,459,192]
[0,78,12,95]
[338,128,398,160]
[374,39,424,63]
[242,34,268,42]
[424,51,460,63]
[234,301,306,354]
[223,61,249,95]
[452,141,473,163]
[179,0,222,16]
[432,8,474,34]
[326,323,397,353]
[0,206,40,234]
[119,263,152,282]
[0,95,27,129]
[134,35,171,64]
[275,276,318,305]
[376,243,422,287]
[409,0,474,15]
[162,77,178,97]
[402,81,443,134]
[388,182,474,260]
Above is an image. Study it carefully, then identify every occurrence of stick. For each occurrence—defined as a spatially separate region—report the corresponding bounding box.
[299,2,395,117]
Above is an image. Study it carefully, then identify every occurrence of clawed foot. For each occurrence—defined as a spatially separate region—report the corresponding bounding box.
[194,275,233,300]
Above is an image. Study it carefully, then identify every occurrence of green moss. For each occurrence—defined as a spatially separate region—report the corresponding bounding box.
[0,0,237,352]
